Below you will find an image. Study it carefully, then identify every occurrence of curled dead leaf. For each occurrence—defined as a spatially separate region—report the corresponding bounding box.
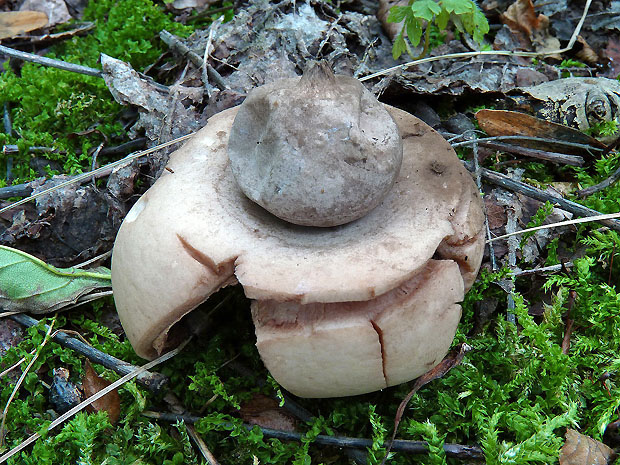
[559,429,617,465]
[82,361,120,425]
[575,36,599,66]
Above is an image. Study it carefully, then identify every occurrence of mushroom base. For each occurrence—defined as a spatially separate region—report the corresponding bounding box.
[252,259,464,398]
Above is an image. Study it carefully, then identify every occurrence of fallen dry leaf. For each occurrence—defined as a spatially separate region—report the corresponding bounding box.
[240,394,297,432]
[0,11,47,39]
[501,0,560,55]
[502,0,542,36]
[559,429,617,465]
[82,361,120,424]
[475,109,604,154]
[19,0,71,27]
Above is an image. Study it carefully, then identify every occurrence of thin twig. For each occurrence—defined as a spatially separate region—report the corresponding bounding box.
[0,133,194,214]
[0,340,187,464]
[14,22,95,45]
[142,411,484,460]
[203,15,224,79]
[186,424,221,465]
[73,251,112,269]
[562,290,577,355]
[470,165,620,233]
[512,262,573,277]
[381,344,472,464]
[8,313,168,393]
[360,0,592,81]
[159,30,229,90]
[490,211,620,243]
[0,44,102,77]
[0,349,35,379]
[448,134,603,153]
[0,319,55,447]
[316,13,343,56]
[499,194,519,324]
[477,142,584,166]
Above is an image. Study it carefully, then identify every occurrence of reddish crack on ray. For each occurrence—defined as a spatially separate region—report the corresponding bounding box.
[177,233,236,275]
[370,320,388,385]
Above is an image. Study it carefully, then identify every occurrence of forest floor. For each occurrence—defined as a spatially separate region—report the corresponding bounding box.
[1,0,620,464]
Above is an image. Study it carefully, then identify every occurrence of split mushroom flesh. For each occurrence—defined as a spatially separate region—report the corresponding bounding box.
[111,64,485,398]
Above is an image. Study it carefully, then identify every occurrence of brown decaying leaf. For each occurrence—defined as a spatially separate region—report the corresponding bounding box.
[380,344,471,465]
[574,36,599,66]
[500,0,560,55]
[501,0,542,36]
[239,394,297,432]
[82,361,120,424]
[0,11,47,40]
[19,0,71,28]
[475,110,605,153]
[560,429,617,465]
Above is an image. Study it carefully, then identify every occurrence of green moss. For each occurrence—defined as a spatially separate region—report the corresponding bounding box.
[0,0,192,183]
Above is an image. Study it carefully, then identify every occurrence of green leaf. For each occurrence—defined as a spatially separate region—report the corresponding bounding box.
[393,31,408,60]
[406,17,423,47]
[0,245,111,313]
[436,8,450,30]
[472,8,490,43]
[441,0,474,14]
[411,0,442,21]
[387,5,410,23]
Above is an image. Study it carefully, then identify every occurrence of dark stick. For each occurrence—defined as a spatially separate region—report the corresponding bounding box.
[159,30,229,91]
[0,184,32,199]
[0,138,147,200]
[475,141,584,166]
[142,411,484,460]
[9,313,168,393]
[0,44,102,77]
[470,164,620,232]
[577,164,620,197]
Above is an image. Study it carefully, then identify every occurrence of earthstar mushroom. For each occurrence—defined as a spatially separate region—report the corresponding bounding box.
[111,65,485,398]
